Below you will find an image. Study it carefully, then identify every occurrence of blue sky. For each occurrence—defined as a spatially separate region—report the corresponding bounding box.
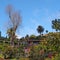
[0,0,60,38]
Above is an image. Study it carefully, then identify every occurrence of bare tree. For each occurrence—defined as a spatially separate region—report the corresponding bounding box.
[6,5,22,46]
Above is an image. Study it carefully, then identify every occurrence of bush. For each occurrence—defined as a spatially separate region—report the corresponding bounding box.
[3,46,18,59]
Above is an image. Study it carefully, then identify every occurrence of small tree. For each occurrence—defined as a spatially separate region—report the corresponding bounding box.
[37,25,44,35]
[46,30,48,33]
[25,34,29,41]
[30,35,36,39]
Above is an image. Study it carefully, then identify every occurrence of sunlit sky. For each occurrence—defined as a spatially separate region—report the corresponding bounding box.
[0,0,60,38]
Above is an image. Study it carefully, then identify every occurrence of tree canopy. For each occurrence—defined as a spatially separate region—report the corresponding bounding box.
[37,25,44,35]
[52,19,60,31]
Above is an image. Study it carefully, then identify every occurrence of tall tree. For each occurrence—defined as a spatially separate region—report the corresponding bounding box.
[52,19,60,32]
[6,5,21,46]
[37,25,44,35]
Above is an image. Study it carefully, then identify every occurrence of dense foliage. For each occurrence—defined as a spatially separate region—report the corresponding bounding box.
[0,32,60,60]
[37,25,44,35]
[52,19,60,31]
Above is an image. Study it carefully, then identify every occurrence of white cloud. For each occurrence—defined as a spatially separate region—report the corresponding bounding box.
[16,33,22,39]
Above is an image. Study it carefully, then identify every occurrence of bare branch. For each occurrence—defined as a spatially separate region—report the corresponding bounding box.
[6,5,12,19]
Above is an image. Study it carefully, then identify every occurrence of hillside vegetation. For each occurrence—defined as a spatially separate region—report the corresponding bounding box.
[0,32,60,60]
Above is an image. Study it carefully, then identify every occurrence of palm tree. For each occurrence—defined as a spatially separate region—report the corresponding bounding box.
[37,25,44,35]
